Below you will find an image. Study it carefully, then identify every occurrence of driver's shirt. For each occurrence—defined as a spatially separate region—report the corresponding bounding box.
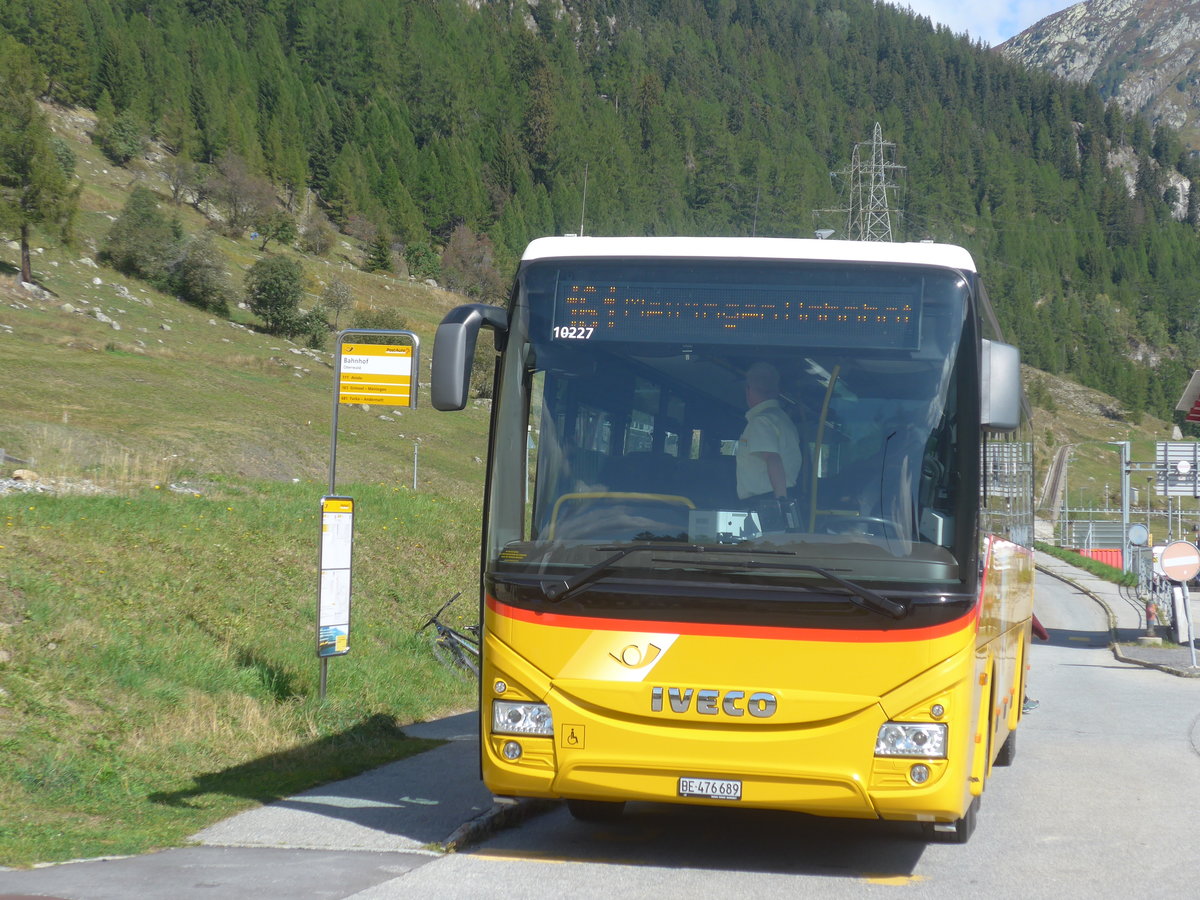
[736,399,802,499]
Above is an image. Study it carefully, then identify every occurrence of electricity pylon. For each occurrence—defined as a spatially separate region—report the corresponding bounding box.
[815,122,905,241]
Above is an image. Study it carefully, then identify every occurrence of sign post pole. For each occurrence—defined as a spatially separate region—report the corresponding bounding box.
[1184,585,1197,670]
[319,329,420,697]
[1158,540,1200,669]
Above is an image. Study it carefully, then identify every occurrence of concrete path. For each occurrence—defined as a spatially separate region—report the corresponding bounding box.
[0,712,525,900]
[1034,550,1200,676]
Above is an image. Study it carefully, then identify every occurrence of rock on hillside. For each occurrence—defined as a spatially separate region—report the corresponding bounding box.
[998,0,1200,148]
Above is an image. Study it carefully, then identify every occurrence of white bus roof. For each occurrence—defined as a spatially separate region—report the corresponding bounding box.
[522,236,977,272]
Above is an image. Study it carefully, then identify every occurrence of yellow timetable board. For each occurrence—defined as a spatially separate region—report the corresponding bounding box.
[318,495,354,658]
[338,343,414,407]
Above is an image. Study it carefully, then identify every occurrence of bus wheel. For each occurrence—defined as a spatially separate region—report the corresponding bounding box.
[921,796,979,844]
[566,799,626,822]
[994,728,1017,767]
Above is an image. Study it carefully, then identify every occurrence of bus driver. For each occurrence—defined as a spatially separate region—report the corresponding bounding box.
[736,361,802,532]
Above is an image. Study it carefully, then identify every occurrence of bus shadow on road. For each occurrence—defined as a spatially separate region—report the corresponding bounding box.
[474,802,931,877]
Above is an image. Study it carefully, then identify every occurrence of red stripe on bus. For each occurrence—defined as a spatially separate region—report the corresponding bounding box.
[487,595,979,643]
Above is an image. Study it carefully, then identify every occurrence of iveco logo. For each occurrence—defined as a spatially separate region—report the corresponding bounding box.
[650,686,777,718]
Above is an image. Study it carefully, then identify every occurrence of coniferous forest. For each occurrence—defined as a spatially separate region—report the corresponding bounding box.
[4,0,1200,422]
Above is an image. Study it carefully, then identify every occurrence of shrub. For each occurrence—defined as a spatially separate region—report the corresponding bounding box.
[352,306,408,335]
[96,108,147,166]
[321,279,354,330]
[99,186,180,288]
[252,210,298,251]
[50,137,76,176]
[299,210,336,255]
[471,340,496,399]
[169,231,233,315]
[209,153,276,236]
[440,225,505,301]
[295,305,331,349]
[404,242,440,281]
[245,255,305,334]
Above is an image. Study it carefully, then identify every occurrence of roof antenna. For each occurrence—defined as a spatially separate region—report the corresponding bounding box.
[579,163,589,236]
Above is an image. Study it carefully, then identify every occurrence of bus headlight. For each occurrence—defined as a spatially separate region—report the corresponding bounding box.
[875,723,947,758]
[492,700,554,736]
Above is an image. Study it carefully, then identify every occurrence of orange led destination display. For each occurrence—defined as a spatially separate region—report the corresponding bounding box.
[552,282,920,350]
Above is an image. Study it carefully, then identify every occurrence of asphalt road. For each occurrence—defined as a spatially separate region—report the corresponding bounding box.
[364,571,1200,899]
[4,570,1200,899]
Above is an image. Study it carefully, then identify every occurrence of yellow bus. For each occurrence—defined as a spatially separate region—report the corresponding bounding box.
[431,237,1034,843]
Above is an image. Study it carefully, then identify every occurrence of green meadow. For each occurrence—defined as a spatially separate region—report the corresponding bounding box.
[1,123,492,866]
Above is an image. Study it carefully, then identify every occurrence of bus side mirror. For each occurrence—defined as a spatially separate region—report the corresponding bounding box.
[981,339,1021,432]
[431,303,509,411]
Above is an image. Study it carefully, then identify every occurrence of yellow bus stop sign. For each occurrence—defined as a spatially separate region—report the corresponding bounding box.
[338,343,414,407]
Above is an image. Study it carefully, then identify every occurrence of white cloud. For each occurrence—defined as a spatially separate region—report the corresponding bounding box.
[888,1,1079,47]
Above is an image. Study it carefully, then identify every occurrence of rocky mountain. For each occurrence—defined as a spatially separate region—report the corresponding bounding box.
[998,0,1200,148]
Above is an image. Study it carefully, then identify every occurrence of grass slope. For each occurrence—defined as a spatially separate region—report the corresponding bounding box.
[0,109,489,866]
[1,482,482,865]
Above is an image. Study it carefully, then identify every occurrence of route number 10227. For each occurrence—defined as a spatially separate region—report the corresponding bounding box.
[553,326,595,340]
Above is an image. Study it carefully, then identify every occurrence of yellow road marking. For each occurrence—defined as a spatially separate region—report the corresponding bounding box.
[470,850,571,864]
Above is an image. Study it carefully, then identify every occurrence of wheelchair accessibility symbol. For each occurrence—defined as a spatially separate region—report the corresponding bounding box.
[561,724,586,749]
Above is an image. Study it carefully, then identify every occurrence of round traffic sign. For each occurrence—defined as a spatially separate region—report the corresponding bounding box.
[1159,540,1200,583]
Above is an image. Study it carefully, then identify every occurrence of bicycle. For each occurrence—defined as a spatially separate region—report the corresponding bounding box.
[419,592,480,678]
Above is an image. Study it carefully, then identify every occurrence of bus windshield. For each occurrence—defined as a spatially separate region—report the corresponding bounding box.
[487,258,977,592]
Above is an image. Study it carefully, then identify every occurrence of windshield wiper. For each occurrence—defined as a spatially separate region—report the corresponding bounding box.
[542,545,906,618]
[675,558,909,619]
[542,543,792,603]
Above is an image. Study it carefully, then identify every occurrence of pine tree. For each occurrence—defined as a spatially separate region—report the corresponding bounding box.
[0,36,80,284]
[28,0,94,107]
[4,0,1200,419]
[363,229,393,273]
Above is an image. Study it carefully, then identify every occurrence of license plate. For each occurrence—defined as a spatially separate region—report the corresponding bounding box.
[678,777,742,800]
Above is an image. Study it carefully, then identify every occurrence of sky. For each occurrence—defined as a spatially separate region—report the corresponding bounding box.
[888,1,1079,47]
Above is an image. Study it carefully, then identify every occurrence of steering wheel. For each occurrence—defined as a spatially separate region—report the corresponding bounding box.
[817,514,898,538]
